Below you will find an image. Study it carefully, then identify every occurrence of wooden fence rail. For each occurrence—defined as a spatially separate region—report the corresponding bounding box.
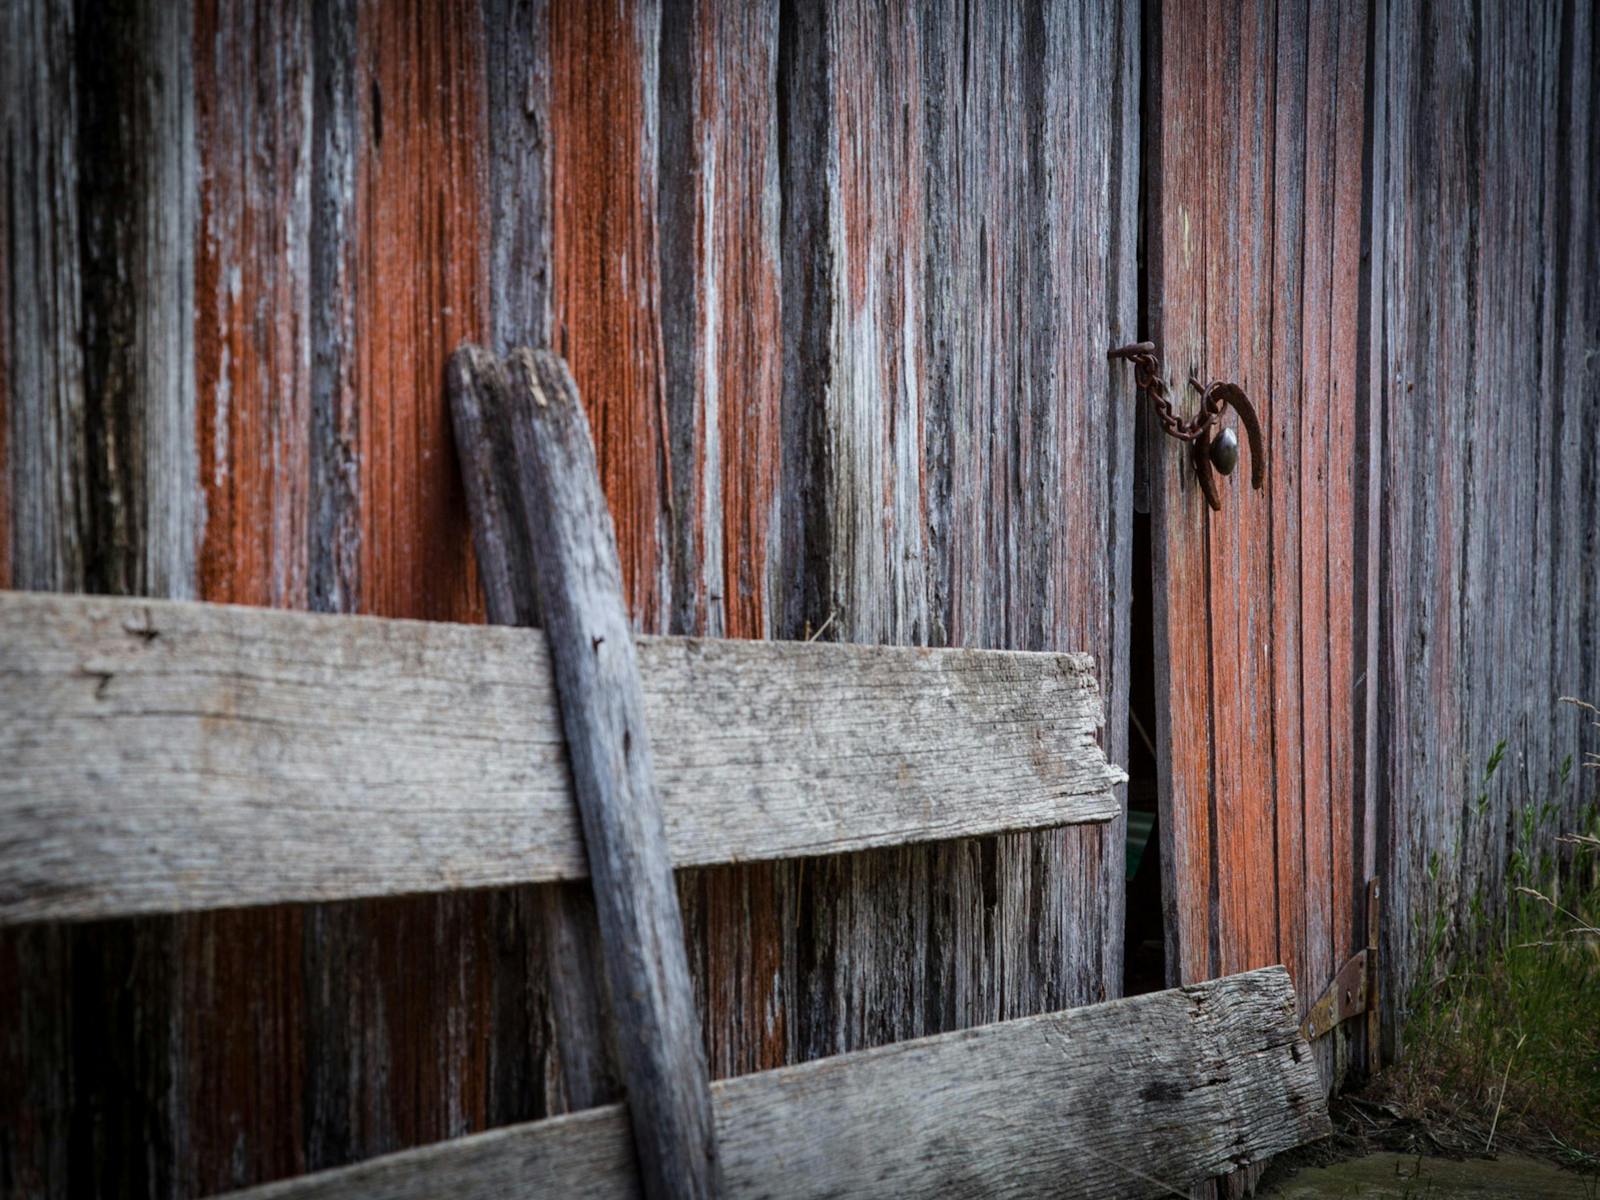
[0,590,1124,925]
[217,966,1327,1200]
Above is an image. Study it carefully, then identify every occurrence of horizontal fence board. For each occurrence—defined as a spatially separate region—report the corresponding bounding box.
[0,591,1124,923]
[217,965,1327,1200]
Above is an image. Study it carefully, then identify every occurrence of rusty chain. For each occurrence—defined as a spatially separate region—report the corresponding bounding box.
[1108,341,1267,512]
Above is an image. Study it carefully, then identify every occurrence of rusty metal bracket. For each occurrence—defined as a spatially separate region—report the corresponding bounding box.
[1301,877,1382,1044]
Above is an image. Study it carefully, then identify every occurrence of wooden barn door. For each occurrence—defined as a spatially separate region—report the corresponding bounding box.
[1145,0,1376,1073]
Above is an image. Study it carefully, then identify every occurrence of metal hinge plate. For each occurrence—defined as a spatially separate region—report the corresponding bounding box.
[1300,877,1381,1045]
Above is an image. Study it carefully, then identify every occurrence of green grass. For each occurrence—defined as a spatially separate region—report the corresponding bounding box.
[1378,707,1600,1170]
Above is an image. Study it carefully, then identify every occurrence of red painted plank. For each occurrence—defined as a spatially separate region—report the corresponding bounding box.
[550,0,668,632]
[194,0,312,609]
[1328,0,1366,999]
[1297,0,1338,1019]
[353,0,489,623]
[1201,0,1246,980]
[1209,0,1280,978]
[1152,1,1369,1037]
[1267,0,1310,1020]
[1150,0,1217,987]
[179,909,309,1195]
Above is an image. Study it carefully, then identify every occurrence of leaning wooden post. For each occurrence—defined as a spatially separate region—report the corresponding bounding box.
[449,344,618,1113]
[447,345,723,1198]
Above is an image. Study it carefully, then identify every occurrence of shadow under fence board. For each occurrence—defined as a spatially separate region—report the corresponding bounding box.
[213,966,1326,1200]
[0,591,1125,924]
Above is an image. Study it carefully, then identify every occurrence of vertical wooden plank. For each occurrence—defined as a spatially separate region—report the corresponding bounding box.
[1199,0,1243,984]
[1199,0,1280,981]
[2,2,83,589]
[180,909,308,1196]
[1034,0,1136,1005]
[308,0,363,615]
[1266,0,1309,1025]
[659,0,781,642]
[76,0,200,598]
[1354,0,1388,1002]
[1149,3,1370,1078]
[1148,0,1217,987]
[1326,0,1367,1079]
[353,0,488,623]
[794,0,937,1053]
[1377,0,1474,1047]
[2,6,198,1199]
[550,0,669,628]
[483,0,552,356]
[1231,0,1281,979]
[658,0,789,1086]
[194,0,313,609]
[1296,0,1337,1038]
[1550,0,1600,796]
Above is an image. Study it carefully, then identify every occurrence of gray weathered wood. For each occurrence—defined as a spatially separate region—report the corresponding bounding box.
[450,342,614,1117]
[447,345,541,628]
[215,965,1327,1200]
[476,346,719,1197]
[1371,0,1600,1060]
[0,587,1122,925]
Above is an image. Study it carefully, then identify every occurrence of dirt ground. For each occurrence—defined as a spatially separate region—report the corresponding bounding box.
[1257,1093,1600,1198]
[1261,1151,1595,1198]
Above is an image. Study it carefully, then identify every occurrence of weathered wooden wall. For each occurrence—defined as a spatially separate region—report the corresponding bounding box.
[0,0,1138,1193]
[1146,0,1370,1094]
[1369,0,1600,1057]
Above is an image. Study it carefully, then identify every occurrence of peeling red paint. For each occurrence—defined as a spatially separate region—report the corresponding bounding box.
[354,0,488,623]
[194,0,312,609]
[551,0,669,631]
[1151,0,1368,1056]
[702,0,781,641]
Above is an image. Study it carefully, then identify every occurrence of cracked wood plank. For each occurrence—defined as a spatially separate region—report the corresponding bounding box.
[0,588,1124,925]
[216,966,1327,1200]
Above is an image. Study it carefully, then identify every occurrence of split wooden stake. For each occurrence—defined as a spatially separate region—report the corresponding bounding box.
[448,345,722,1198]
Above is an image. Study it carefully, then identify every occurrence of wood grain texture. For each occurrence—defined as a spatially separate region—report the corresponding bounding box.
[218,967,1327,1200]
[2,6,197,1196]
[762,0,1138,1077]
[2,0,198,598]
[550,0,668,627]
[652,0,786,1083]
[0,588,1122,924]
[1146,0,1216,990]
[1146,2,1368,1079]
[194,0,311,610]
[1371,0,1600,1060]
[3,0,85,593]
[483,347,721,1197]
[658,0,780,644]
[351,0,488,623]
[75,0,200,600]
[2,0,1139,1191]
